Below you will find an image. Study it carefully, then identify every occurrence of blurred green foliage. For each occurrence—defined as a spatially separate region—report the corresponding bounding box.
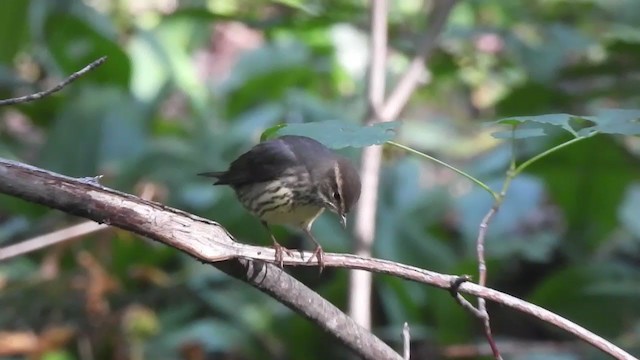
[1,0,640,359]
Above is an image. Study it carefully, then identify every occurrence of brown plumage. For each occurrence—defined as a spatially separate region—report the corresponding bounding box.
[199,135,361,270]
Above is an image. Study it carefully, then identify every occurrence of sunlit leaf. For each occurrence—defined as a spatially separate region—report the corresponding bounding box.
[491,113,592,138]
[580,108,640,136]
[492,109,640,139]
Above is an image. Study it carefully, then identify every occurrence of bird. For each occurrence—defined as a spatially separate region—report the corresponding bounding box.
[198,135,361,271]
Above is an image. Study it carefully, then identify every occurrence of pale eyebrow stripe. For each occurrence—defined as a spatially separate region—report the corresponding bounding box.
[334,161,344,210]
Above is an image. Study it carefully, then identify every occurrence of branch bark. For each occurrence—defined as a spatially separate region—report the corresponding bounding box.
[0,159,635,360]
[0,158,402,360]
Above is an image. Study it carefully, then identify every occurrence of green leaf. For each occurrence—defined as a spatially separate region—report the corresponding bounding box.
[491,109,640,139]
[261,121,399,149]
[491,114,594,138]
[579,108,640,136]
[491,126,548,139]
[260,124,287,142]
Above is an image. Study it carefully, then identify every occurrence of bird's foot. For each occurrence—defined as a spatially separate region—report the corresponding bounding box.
[272,242,294,268]
[307,245,325,274]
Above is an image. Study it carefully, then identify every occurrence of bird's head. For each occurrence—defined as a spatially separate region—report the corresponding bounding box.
[318,157,361,227]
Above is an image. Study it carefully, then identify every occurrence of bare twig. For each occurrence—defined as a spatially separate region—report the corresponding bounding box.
[0,222,108,261]
[476,206,502,359]
[449,276,484,318]
[402,322,410,360]
[472,145,517,360]
[0,57,107,106]
[476,208,496,288]
[0,181,157,261]
[0,159,635,360]
[349,0,388,330]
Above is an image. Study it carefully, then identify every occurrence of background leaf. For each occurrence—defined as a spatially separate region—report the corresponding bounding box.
[263,120,399,148]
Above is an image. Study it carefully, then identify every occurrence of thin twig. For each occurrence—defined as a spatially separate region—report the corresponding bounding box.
[0,158,635,360]
[0,56,107,106]
[477,207,497,288]
[449,276,484,317]
[0,222,108,261]
[402,322,410,360]
[0,182,157,261]
[474,191,504,360]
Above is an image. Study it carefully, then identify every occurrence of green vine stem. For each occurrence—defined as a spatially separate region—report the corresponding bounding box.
[386,141,499,201]
[512,130,599,177]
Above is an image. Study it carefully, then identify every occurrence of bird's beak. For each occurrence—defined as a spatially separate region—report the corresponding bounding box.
[339,214,347,228]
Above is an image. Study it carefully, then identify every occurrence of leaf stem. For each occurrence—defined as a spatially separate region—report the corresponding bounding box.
[386,141,498,201]
[512,131,599,177]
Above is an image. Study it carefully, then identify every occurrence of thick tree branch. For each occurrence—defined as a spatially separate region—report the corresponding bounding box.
[0,158,402,360]
[0,159,635,360]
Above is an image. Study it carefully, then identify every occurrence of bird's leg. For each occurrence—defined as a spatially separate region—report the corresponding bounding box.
[262,222,293,268]
[303,228,324,273]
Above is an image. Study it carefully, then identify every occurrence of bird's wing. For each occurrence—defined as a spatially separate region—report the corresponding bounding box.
[280,135,336,180]
[213,138,302,186]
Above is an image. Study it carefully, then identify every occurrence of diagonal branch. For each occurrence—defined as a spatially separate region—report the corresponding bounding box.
[0,159,635,360]
[0,158,402,360]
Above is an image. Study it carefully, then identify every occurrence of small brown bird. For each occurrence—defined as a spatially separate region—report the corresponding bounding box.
[199,135,361,270]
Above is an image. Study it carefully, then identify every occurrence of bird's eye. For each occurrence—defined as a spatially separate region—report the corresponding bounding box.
[333,192,341,201]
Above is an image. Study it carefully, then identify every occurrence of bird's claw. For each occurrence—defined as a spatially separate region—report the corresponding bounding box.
[272,242,294,268]
[307,246,325,274]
